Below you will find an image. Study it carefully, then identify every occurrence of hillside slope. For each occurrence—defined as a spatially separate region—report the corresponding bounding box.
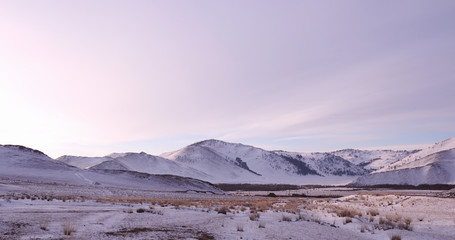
[331,149,415,171]
[376,138,455,173]
[0,145,223,193]
[161,140,365,184]
[353,138,455,186]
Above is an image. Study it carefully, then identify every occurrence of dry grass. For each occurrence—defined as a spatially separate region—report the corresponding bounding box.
[368,208,379,216]
[378,216,396,230]
[331,207,360,218]
[281,214,292,222]
[136,208,163,215]
[392,214,402,222]
[39,219,49,231]
[254,199,274,212]
[249,212,260,221]
[296,212,306,221]
[93,196,280,214]
[389,232,402,240]
[62,221,76,236]
[344,217,352,224]
[282,200,301,214]
[404,217,412,225]
[369,215,375,222]
[236,224,244,232]
[258,222,266,228]
[216,206,229,215]
[397,217,413,231]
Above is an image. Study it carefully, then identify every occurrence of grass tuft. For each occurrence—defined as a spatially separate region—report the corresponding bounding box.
[236,224,244,232]
[217,206,228,215]
[258,222,266,228]
[281,214,292,222]
[389,233,402,240]
[249,212,260,221]
[62,221,76,236]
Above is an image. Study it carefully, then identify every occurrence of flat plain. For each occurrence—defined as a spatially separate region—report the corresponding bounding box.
[1,180,454,240]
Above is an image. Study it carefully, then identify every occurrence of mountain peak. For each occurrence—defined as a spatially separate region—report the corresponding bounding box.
[192,139,227,146]
[1,144,48,157]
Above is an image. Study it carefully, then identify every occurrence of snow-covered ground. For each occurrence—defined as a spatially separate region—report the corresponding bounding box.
[1,180,454,240]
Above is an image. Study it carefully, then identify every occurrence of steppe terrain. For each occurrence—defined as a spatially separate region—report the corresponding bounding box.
[1,179,454,240]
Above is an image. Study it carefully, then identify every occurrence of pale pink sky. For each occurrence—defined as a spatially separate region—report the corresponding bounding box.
[1,1,454,157]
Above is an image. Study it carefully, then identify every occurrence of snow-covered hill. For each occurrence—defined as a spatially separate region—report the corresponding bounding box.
[375,138,455,173]
[59,139,412,184]
[353,138,455,186]
[274,151,368,176]
[331,149,415,171]
[0,145,77,176]
[7,137,451,187]
[57,155,113,169]
[160,140,366,184]
[60,152,210,180]
[93,152,211,180]
[0,145,223,193]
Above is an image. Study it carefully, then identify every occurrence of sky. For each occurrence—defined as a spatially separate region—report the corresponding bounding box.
[1,0,455,158]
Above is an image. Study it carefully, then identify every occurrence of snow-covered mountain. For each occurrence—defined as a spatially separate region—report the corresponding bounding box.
[274,151,368,176]
[95,152,210,180]
[376,138,455,173]
[59,139,418,184]
[9,137,452,187]
[60,152,210,180]
[57,155,113,169]
[160,139,367,184]
[331,149,416,171]
[0,145,77,177]
[353,138,455,185]
[0,144,223,193]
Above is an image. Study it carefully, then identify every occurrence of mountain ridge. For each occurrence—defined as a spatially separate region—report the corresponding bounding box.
[353,137,455,185]
[0,144,224,193]
[7,137,453,186]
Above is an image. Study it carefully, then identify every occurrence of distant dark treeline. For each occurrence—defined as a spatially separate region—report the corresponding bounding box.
[359,184,455,190]
[216,184,303,191]
[216,183,455,191]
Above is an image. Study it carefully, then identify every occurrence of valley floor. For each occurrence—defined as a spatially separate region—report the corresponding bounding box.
[1,180,454,240]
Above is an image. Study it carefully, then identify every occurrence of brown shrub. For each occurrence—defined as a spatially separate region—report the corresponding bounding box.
[389,233,401,240]
[62,221,76,236]
[236,224,243,232]
[249,212,260,221]
[368,208,379,216]
[336,208,359,218]
[281,215,292,222]
[217,206,228,215]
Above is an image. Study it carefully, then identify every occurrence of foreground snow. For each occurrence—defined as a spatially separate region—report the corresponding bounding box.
[1,180,454,239]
